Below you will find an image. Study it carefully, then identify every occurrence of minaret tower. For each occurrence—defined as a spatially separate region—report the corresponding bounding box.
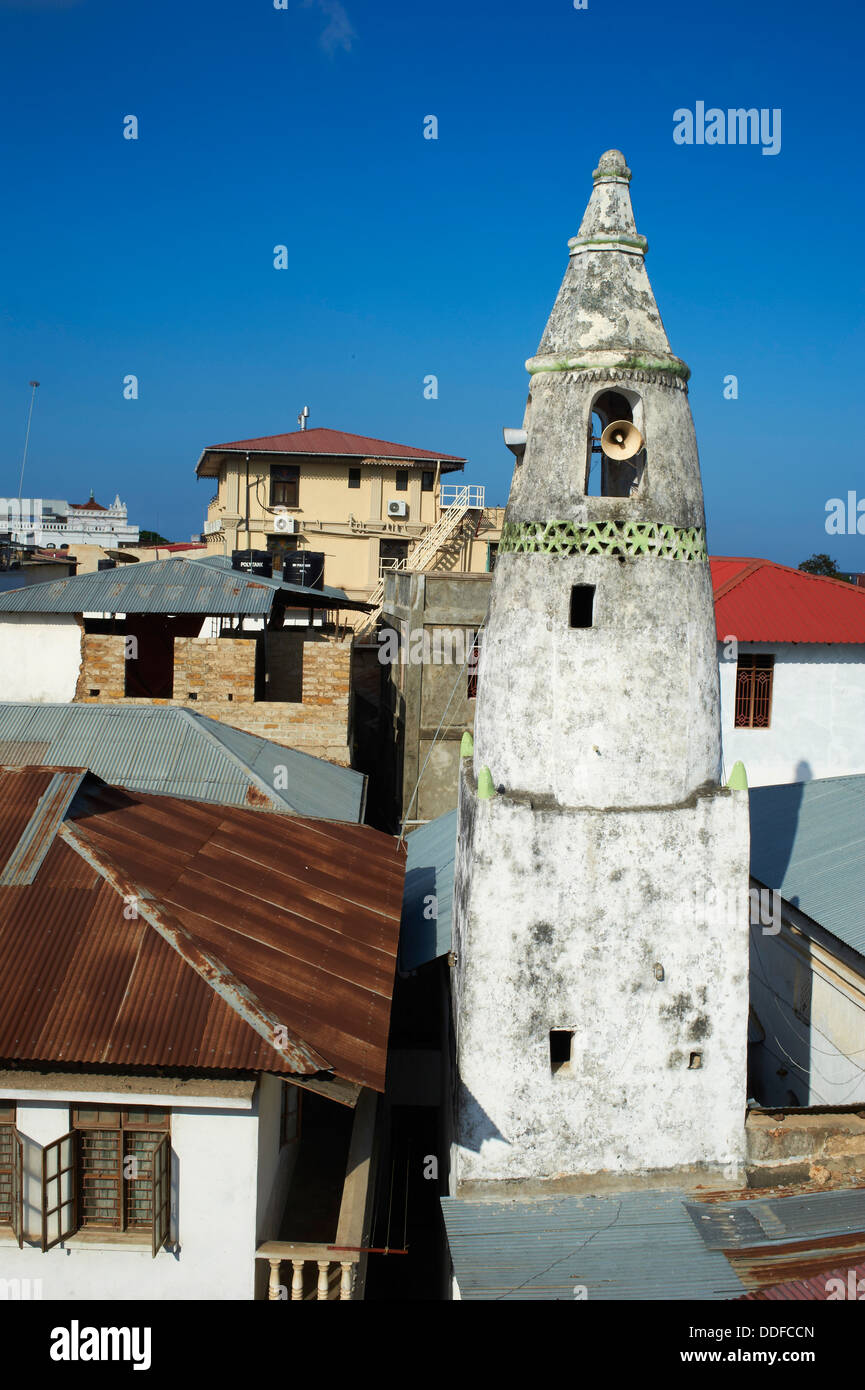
[451,151,750,1190]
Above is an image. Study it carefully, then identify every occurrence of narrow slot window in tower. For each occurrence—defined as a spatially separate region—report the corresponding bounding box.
[569,585,595,628]
[549,1030,574,1074]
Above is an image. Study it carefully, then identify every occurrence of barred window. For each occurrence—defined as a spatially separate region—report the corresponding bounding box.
[72,1107,169,1233]
[0,1102,16,1226]
[734,654,774,729]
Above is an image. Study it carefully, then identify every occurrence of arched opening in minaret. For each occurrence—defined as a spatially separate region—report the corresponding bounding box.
[586,389,646,498]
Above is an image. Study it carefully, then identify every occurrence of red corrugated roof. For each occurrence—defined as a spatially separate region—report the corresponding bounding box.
[711,556,865,644]
[200,426,465,464]
[0,770,405,1089]
[741,1260,865,1301]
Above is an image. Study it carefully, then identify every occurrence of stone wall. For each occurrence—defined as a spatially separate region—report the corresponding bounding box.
[174,636,257,703]
[75,633,126,700]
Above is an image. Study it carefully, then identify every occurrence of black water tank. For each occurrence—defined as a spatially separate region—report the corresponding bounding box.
[282,550,324,590]
[231,549,273,578]
[97,558,117,571]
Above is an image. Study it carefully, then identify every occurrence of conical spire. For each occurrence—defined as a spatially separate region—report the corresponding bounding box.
[528,149,688,380]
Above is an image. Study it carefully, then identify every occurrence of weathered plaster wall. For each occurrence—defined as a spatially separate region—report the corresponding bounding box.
[0,614,82,702]
[474,549,721,808]
[451,763,751,1188]
[719,642,865,785]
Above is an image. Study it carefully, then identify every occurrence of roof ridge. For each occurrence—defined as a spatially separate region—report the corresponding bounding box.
[59,819,331,1074]
[185,710,291,813]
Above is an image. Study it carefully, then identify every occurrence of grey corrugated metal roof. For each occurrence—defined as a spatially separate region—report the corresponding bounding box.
[441,1190,747,1300]
[750,776,865,957]
[0,554,366,615]
[0,704,365,822]
[399,809,456,970]
[686,1188,865,1250]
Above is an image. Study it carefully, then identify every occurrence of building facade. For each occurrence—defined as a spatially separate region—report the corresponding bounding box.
[0,494,139,548]
[196,425,502,604]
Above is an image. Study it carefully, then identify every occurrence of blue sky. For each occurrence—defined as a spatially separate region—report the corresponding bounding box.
[0,0,862,567]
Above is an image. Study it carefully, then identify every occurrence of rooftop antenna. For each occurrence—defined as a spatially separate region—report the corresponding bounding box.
[17,380,40,507]
[297,405,309,432]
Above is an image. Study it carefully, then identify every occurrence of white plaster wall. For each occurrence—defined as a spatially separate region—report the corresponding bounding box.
[0,1087,261,1300]
[255,1075,299,1244]
[452,767,751,1186]
[719,643,865,786]
[0,614,82,702]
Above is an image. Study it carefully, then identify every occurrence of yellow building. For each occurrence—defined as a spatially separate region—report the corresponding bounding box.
[195,426,504,615]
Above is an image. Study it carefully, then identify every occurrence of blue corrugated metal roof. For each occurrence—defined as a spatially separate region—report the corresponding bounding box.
[441,1190,747,1300]
[399,809,457,970]
[0,554,364,614]
[0,704,365,822]
[750,776,865,957]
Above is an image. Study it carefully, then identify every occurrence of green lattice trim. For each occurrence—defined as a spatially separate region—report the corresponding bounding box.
[499,520,708,561]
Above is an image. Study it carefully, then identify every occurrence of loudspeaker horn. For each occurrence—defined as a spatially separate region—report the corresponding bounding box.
[600,420,644,460]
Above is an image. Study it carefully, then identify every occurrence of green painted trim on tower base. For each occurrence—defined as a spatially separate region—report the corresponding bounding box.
[499,520,708,562]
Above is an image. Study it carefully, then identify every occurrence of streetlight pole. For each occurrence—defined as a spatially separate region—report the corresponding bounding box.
[16,381,40,533]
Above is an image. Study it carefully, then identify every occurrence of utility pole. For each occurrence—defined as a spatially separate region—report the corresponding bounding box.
[16,381,40,533]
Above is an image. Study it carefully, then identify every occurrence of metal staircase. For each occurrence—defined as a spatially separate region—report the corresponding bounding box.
[354,485,485,638]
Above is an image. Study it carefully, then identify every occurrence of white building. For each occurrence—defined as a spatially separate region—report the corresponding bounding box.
[713,557,865,786]
[0,493,139,547]
[0,767,402,1300]
[449,150,751,1193]
[748,775,865,1107]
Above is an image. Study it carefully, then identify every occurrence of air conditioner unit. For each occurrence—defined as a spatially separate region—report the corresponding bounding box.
[274,514,297,534]
[387,500,408,518]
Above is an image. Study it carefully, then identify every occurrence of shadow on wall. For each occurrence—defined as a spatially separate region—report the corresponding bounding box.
[457,1082,507,1154]
[749,760,811,894]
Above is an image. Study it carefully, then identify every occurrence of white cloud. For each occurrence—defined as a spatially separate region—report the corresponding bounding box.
[301,0,356,55]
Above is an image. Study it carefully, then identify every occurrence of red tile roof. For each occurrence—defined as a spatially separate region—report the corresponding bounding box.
[196,425,465,477]
[71,499,107,511]
[711,557,865,644]
[0,770,405,1090]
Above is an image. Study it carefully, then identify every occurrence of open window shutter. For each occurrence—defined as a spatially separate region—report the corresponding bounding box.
[41,1131,77,1252]
[12,1131,24,1249]
[151,1133,170,1258]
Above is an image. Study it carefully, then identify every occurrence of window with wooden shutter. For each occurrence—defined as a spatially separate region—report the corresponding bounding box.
[270,465,299,508]
[41,1131,77,1251]
[151,1133,171,1258]
[734,654,774,728]
[71,1106,170,1236]
[0,1105,25,1247]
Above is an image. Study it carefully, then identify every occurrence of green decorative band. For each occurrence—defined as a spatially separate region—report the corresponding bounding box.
[526,352,691,382]
[499,520,708,562]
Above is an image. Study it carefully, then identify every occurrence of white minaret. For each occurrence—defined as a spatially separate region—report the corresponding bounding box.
[451,151,750,1192]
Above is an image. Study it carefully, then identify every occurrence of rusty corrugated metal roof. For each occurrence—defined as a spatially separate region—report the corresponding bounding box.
[740,1259,865,1300]
[0,769,405,1090]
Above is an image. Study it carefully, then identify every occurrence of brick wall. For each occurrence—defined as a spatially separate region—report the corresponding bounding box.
[75,634,126,700]
[73,633,353,767]
[174,637,256,703]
